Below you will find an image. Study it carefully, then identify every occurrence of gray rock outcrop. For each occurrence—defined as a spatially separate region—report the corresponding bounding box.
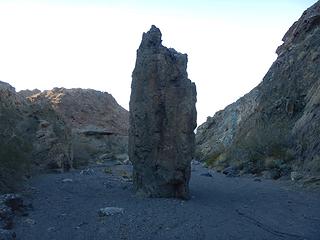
[26,88,129,167]
[196,1,320,179]
[1,81,129,192]
[0,81,72,193]
[18,89,41,98]
[27,96,73,171]
[129,25,197,199]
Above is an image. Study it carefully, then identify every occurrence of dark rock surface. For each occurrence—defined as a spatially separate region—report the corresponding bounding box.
[0,229,16,240]
[196,1,320,180]
[0,193,29,239]
[129,25,197,199]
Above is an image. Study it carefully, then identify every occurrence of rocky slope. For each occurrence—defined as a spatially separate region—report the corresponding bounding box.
[25,88,129,167]
[196,1,320,180]
[0,81,72,193]
[1,82,129,193]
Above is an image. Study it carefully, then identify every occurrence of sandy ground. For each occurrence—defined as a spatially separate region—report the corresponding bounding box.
[14,162,320,240]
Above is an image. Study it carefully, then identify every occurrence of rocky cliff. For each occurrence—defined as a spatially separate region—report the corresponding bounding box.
[26,88,129,167]
[0,81,72,193]
[196,1,320,180]
[1,82,129,192]
[129,25,197,198]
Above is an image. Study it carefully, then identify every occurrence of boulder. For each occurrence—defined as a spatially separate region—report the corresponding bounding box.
[129,25,197,199]
[98,207,124,217]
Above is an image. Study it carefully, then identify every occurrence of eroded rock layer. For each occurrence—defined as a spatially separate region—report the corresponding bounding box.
[196,1,320,179]
[26,88,129,167]
[0,81,72,193]
[129,26,197,198]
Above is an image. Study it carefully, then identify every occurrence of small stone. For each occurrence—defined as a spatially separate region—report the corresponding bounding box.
[290,171,303,181]
[47,227,56,232]
[122,178,132,182]
[222,166,239,177]
[191,160,200,165]
[98,207,124,217]
[200,172,213,177]
[62,178,73,183]
[39,120,50,128]
[75,222,88,229]
[80,168,94,175]
[24,218,36,225]
[122,159,132,165]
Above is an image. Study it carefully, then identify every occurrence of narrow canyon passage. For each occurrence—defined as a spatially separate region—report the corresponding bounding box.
[15,162,320,240]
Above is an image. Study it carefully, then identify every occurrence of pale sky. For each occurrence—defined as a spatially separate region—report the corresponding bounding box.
[0,0,317,125]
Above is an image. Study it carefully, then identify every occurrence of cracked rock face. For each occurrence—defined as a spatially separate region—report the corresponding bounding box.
[0,81,72,192]
[196,1,320,178]
[26,88,129,167]
[129,25,197,199]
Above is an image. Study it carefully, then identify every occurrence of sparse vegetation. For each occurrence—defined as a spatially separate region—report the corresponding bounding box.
[0,107,33,193]
[205,117,295,176]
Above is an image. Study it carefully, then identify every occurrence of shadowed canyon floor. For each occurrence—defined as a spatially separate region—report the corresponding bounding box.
[15,162,320,240]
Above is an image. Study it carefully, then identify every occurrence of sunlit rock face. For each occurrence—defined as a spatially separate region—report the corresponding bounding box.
[129,25,197,199]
